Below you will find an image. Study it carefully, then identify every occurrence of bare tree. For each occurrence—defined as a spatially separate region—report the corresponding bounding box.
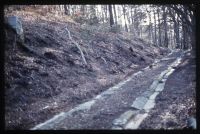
[168,7,180,49]
[122,5,128,32]
[64,5,70,15]
[108,5,114,27]
[80,5,85,16]
[162,6,168,48]
[113,5,118,25]
[146,7,153,43]
[153,7,157,46]
[157,7,162,47]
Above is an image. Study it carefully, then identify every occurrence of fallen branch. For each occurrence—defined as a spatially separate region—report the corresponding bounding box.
[65,27,87,65]
[100,56,107,64]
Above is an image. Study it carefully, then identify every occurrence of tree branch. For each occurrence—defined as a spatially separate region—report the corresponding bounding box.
[65,26,87,65]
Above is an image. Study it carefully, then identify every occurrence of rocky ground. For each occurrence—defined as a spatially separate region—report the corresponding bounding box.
[4,10,169,130]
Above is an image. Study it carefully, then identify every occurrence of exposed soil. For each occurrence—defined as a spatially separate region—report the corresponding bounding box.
[139,52,196,129]
[4,10,169,129]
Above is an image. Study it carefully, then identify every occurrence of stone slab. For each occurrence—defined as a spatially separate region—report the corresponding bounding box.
[165,69,175,78]
[131,97,148,110]
[124,113,148,129]
[150,80,159,90]
[101,90,115,96]
[157,70,168,80]
[141,90,154,98]
[149,92,160,100]
[73,100,96,111]
[143,99,155,111]
[112,110,138,126]
[155,83,165,92]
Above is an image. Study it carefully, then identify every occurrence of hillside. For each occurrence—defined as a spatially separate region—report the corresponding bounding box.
[4,10,170,129]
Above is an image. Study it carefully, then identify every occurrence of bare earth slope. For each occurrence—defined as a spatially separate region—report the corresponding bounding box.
[4,11,169,129]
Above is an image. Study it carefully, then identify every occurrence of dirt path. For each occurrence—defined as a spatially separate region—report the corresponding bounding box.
[139,51,196,129]
[30,50,191,130]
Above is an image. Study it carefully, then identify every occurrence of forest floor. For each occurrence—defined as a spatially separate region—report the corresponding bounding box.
[4,10,196,130]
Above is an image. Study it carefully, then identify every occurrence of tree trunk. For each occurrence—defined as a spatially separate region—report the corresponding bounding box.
[191,7,196,52]
[127,8,131,28]
[105,5,108,22]
[113,5,117,25]
[108,5,114,27]
[147,9,152,43]
[153,9,157,46]
[101,5,105,23]
[162,6,168,48]
[169,7,180,49]
[157,8,162,47]
[131,7,134,25]
[90,5,96,18]
[122,5,128,32]
[182,23,187,50]
[174,19,180,49]
[80,5,85,16]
